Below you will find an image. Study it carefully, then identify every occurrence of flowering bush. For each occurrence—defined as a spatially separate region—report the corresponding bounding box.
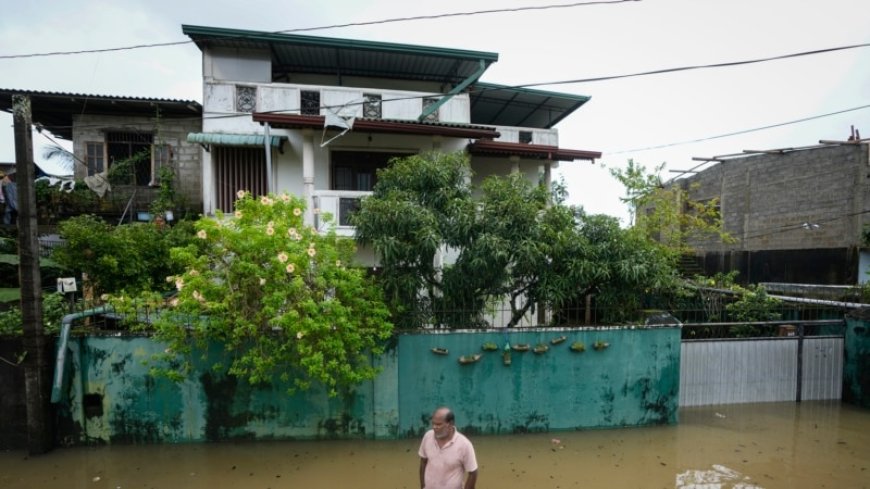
[130,192,393,396]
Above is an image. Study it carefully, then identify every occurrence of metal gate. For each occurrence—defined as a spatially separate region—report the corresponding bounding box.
[679,320,844,407]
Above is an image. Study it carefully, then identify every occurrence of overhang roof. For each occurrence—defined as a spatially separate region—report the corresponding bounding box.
[467,140,600,162]
[182,25,499,85]
[252,113,500,139]
[469,82,590,129]
[0,89,202,139]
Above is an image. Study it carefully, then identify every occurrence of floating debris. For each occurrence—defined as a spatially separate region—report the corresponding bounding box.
[570,341,586,352]
[512,343,530,352]
[533,344,549,354]
[593,340,610,351]
[431,347,449,356]
[458,354,482,364]
[481,342,499,351]
[550,335,567,345]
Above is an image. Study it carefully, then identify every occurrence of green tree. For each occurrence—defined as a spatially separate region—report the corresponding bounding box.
[53,215,199,296]
[354,151,679,327]
[119,192,393,396]
[610,159,731,251]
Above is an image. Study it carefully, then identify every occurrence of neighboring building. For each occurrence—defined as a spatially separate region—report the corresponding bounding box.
[0,89,204,218]
[182,25,600,259]
[676,140,870,284]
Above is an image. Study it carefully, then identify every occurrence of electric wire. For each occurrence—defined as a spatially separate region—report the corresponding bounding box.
[0,0,639,60]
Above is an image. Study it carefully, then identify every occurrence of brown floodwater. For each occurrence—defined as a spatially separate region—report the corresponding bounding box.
[1,402,867,489]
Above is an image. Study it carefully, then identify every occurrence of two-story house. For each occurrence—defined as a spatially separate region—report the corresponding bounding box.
[182,25,600,258]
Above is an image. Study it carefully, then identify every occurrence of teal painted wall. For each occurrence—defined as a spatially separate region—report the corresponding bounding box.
[54,326,680,445]
[843,319,870,408]
[397,327,680,438]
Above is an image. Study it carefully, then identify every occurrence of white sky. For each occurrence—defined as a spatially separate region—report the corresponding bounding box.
[1,0,869,223]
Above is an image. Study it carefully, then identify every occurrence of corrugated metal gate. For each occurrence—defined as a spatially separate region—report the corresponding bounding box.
[679,320,844,407]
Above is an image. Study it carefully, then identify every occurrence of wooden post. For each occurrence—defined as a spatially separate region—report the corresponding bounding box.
[13,94,52,454]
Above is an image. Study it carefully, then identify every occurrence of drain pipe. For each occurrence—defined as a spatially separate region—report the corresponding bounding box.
[50,307,108,403]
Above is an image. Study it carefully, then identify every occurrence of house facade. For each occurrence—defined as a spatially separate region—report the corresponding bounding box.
[678,140,870,284]
[182,25,599,259]
[0,89,204,219]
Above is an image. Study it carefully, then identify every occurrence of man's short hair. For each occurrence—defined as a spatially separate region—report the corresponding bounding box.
[444,409,455,424]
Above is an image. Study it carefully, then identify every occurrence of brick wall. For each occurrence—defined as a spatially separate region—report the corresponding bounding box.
[684,143,870,252]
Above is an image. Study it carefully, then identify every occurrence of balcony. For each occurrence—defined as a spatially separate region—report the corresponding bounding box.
[203,81,472,128]
[492,126,558,146]
[313,190,371,237]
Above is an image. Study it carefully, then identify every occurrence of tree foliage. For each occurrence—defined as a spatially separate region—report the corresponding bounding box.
[609,159,732,251]
[53,215,198,296]
[115,192,393,396]
[353,151,679,327]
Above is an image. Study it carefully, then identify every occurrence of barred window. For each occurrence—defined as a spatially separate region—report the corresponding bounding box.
[236,86,257,113]
[363,93,382,118]
[301,90,321,116]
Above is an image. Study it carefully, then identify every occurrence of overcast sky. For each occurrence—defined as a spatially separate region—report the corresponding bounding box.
[2,0,869,223]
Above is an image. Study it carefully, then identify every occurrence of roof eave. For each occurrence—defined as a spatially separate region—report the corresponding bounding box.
[252,113,500,139]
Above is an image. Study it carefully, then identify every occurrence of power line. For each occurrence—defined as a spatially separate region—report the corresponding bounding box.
[0,0,639,60]
[606,103,870,155]
[514,42,870,90]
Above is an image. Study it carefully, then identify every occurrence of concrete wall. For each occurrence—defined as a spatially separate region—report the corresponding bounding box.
[843,318,870,408]
[44,326,679,446]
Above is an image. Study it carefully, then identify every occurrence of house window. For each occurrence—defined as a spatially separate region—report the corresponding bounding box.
[236,86,257,113]
[363,93,382,119]
[331,151,411,225]
[301,90,321,116]
[422,97,440,122]
[519,131,533,144]
[213,146,267,213]
[85,142,105,176]
[106,131,154,186]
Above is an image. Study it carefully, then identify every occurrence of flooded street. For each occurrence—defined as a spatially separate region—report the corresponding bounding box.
[1,402,867,489]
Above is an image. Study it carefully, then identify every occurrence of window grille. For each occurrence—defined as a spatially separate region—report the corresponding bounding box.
[236,86,257,113]
[301,90,321,116]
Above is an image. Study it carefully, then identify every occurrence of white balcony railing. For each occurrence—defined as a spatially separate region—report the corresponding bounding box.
[203,81,472,125]
[492,126,558,146]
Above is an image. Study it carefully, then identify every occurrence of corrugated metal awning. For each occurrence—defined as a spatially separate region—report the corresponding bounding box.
[187,132,287,148]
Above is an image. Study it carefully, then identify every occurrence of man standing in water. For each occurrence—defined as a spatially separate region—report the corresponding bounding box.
[418,407,478,489]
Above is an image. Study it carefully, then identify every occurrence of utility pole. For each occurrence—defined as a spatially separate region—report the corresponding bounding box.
[13,94,52,454]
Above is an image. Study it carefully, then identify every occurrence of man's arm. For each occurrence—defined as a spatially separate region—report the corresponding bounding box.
[465,469,478,489]
[419,457,427,489]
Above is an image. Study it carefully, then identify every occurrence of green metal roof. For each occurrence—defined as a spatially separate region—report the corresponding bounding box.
[182,25,498,85]
[470,82,591,129]
[187,132,286,148]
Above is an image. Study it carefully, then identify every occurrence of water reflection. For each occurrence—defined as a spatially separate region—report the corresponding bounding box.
[1,402,867,489]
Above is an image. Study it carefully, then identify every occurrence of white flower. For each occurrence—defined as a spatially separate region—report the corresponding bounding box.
[287,227,298,238]
[260,196,273,206]
[307,247,316,257]
[335,260,342,267]
[266,227,275,236]
[100,293,109,301]
[296,331,304,339]
[165,275,174,283]
[236,190,247,199]
[189,269,199,277]
[234,210,243,219]
[175,278,184,290]
[277,252,289,263]
[169,298,179,307]
[192,290,205,302]
[281,193,291,203]
[286,263,296,273]
[293,207,302,216]
[259,278,266,286]
[196,230,207,239]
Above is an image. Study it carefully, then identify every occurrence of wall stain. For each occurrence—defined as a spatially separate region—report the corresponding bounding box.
[200,372,252,442]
